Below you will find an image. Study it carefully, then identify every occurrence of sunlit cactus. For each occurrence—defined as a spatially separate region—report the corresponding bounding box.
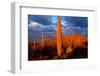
[57,16,62,56]
[66,46,73,54]
[42,32,46,48]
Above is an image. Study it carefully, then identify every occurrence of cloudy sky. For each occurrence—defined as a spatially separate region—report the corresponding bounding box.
[28,15,88,41]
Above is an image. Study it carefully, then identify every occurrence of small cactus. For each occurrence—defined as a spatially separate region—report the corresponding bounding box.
[41,32,46,48]
[33,39,36,49]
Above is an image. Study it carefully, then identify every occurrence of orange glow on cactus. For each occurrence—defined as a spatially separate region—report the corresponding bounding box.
[57,16,62,56]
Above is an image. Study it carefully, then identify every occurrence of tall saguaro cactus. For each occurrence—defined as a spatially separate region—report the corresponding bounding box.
[57,16,62,56]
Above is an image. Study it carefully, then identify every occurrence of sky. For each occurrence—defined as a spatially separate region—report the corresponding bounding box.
[28,15,88,41]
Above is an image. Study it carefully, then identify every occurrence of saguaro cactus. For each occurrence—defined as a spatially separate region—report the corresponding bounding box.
[42,32,46,48]
[33,39,36,49]
[57,16,62,56]
[45,35,47,46]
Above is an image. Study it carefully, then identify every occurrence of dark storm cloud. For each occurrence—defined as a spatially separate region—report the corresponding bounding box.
[60,16,88,35]
[28,24,56,33]
[28,29,42,40]
[62,25,87,35]
[28,15,53,25]
[42,26,56,32]
[70,27,87,35]
[28,15,88,41]
[63,16,88,28]
[28,25,56,40]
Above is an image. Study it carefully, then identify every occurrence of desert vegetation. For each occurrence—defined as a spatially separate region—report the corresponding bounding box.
[28,34,88,60]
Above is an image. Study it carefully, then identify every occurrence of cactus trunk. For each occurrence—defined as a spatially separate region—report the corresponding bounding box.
[57,16,62,56]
